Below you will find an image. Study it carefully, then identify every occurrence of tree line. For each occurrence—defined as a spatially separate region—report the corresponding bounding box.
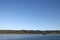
[0,30,60,34]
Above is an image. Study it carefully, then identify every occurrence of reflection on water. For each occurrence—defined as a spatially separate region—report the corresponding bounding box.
[0,34,60,40]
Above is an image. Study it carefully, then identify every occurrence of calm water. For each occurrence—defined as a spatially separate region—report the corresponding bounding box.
[0,34,60,40]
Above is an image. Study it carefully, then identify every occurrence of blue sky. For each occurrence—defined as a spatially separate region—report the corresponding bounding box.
[0,0,60,30]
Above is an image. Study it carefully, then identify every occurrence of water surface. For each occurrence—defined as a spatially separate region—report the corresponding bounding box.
[0,34,60,40]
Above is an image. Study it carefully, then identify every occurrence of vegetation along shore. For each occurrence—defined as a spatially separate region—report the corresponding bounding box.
[0,30,60,34]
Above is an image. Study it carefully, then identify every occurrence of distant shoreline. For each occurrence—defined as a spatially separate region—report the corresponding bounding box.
[0,30,60,34]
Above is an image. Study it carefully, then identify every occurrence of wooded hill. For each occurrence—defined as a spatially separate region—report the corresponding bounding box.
[0,30,60,34]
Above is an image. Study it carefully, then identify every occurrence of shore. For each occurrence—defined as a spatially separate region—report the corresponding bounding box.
[0,30,60,34]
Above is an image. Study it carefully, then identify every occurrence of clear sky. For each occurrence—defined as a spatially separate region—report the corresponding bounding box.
[0,0,60,30]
